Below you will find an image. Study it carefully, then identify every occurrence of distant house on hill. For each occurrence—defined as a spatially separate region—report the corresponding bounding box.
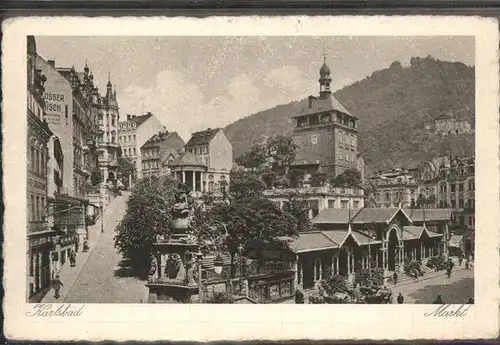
[434,112,471,136]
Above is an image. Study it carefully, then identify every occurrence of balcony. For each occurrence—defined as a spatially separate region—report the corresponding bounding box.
[28,220,49,233]
[264,186,364,197]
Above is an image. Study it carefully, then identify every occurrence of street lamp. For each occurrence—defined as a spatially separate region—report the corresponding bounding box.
[100,200,104,233]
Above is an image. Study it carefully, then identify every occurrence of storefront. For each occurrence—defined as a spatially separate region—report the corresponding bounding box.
[27,231,56,301]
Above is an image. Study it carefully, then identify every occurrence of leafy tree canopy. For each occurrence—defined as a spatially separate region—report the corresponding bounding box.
[228,170,266,200]
[331,168,362,188]
[114,175,180,277]
[266,135,297,171]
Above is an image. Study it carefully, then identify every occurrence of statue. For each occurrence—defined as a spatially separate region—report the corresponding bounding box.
[148,253,158,282]
[185,255,198,286]
[165,253,182,279]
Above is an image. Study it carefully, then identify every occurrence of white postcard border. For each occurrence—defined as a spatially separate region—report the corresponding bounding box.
[3,15,499,340]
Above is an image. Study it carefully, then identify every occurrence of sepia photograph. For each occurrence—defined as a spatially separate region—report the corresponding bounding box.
[27,35,475,305]
[4,15,499,341]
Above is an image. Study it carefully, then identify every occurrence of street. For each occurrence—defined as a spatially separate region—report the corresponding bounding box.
[392,266,474,304]
[57,192,149,303]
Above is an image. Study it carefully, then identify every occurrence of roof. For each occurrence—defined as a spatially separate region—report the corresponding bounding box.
[185,128,220,147]
[295,94,353,118]
[406,209,453,222]
[449,235,463,247]
[282,232,338,253]
[402,226,422,240]
[351,207,412,224]
[314,209,354,224]
[142,131,182,148]
[350,230,380,245]
[133,114,153,127]
[170,151,206,167]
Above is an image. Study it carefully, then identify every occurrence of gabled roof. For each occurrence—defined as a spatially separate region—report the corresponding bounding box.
[170,151,206,167]
[351,207,412,224]
[185,128,220,147]
[406,209,453,222]
[402,225,442,240]
[313,209,354,224]
[133,114,153,127]
[295,94,353,118]
[281,232,338,253]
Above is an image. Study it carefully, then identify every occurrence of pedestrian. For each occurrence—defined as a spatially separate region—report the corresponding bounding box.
[52,275,63,299]
[397,293,404,304]
[69,250,76,267]
[433,295,443,304]
[75,239,79,253]
[393,271,398,285]
[458,255,463,266]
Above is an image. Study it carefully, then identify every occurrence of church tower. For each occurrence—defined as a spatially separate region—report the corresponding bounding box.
[291,57,359,179]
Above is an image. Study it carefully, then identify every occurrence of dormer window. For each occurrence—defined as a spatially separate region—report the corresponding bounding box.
[297,118,308,127]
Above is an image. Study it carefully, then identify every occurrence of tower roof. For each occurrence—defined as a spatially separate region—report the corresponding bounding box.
[319,58,331,77]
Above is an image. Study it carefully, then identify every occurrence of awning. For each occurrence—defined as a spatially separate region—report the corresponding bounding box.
[449,235,463,248]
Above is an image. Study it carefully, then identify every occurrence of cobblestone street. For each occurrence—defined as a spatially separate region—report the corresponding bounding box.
[392,266,474,304]
[51,192,149,303]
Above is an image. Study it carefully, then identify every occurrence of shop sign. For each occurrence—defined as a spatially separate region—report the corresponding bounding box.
[29,236,53,248]
[56,207,85,226]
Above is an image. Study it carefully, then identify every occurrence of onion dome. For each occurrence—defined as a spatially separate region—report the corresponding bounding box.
[319,57,331,77]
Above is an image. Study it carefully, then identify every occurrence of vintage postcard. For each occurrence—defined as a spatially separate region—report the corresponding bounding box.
[2,15,499,340]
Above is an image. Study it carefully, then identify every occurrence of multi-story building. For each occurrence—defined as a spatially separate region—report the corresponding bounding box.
[291,58,359,179]
[411,155,475,255]
[435,112,472,136]
[27,36,55,300]
[264,186,365,218]
[180,127,233,192]
[118,112,165,179]
[140,130,185,177]
[368,168,419,208]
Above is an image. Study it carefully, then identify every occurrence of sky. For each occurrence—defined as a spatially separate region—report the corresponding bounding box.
[36,36,474,141]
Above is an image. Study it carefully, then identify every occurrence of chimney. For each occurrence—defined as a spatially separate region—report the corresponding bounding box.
[127,115,131,121]
[48,60,55,67]
[308,95,316,109]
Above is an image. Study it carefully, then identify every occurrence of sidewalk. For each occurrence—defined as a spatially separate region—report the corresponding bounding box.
[42,201,113,303]
[390,257,471,289]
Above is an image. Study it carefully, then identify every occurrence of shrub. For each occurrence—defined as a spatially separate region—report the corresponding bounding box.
[205,292,234,304]
[354,268,384,287]
[309,294,325,304]
[320,274,349,296]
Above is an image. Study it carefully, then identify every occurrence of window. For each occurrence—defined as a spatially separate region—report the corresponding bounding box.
[30,146,35,171]
[385,192,390,201]
[133,148,136,155]
[451,199,456,208]
[35,149,40,174]
[41,197,45,219]
[311,135,318,145]
[341,200,348,209]
[450,184,456,192]
[468,181,475,190]
[328,200,335,208]
[133,135,136,141]
[353,201,359,209]
[339,149,343,160]
[35,196,40,221]
[459,183,464,192]
[459,198,464,208]
[30,195,35,221]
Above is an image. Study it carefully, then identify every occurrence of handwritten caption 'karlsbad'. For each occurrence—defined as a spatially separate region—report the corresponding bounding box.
[26,304,85,317]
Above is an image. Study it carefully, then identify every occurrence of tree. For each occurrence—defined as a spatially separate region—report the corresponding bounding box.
[192,196,300,276]
[331,168,362,188]
[117,156,135,187]
[261,168,278,189]
[320,271,349,296]
[362,180,378,208]
[282,193,315,233]
[287,168,305,188]
[235,140,268,170]
[114,175,180,277]
[228,170,266,200]
[309,172,328,187]
[266,135,297,173]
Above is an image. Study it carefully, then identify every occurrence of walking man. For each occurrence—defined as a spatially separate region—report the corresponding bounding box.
[393,271,398,285]
[69,250,76,267]
[52,275,64,299]
[397,293,404,304]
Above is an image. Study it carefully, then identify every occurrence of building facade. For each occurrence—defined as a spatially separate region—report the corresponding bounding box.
[264,186,365,218]
[184,128,233,191]
[291,58,359,179]
[369,168,419,208]
[118,112,165,179]
[286,206,450,290]
[435,112,472,136]
[27,36,55,300]
[141,130,185,177]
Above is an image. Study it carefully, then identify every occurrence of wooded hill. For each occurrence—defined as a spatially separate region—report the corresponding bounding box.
[224,56,475,174]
